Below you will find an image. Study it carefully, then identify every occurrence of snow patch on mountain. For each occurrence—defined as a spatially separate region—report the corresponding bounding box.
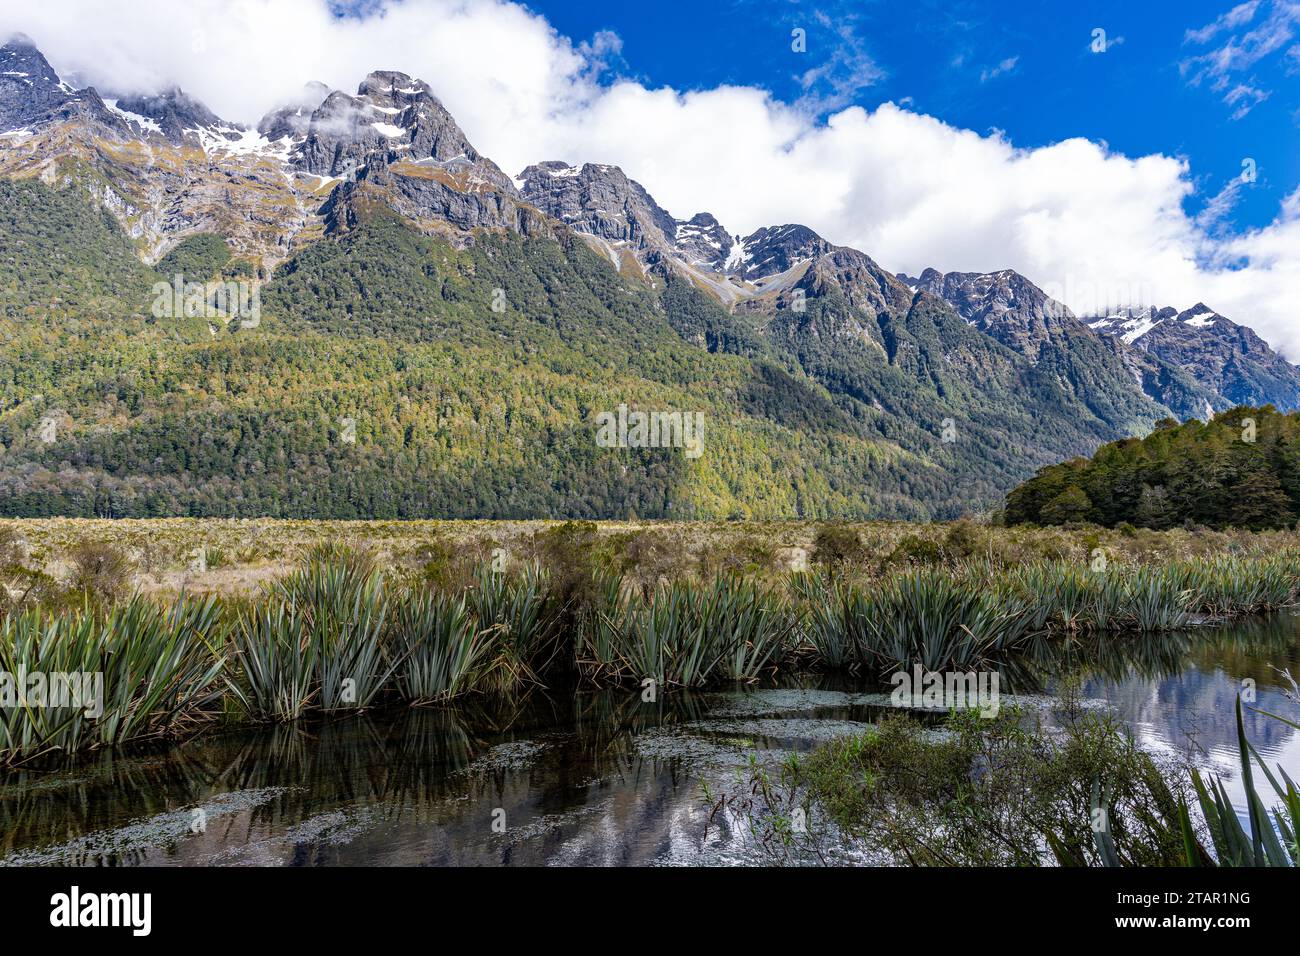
[1088,308,1165,344]
[103,98,162,135]
[724,238,747,271]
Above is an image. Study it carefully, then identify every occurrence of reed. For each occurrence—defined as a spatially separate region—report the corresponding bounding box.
[1176,553,1300,617]
[225,598,317,722]
[274,558,394,713]
[388,592,492,704]
[793,569,858,670]
[602,575,795,687]
[611,582,698,686]
[709,576,795,682]
[0,595,226,765]
[849,568,1034,672]
[467,561,556,687]
[1124,566,1192,632]
[578,567,632,680]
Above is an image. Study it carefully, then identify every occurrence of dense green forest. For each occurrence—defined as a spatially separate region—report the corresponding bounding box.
[1005,406,1300,529]
[0,177,1169,520]
[0,181,929,519]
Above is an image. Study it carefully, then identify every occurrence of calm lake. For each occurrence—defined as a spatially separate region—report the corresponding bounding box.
[2,613,1298,866]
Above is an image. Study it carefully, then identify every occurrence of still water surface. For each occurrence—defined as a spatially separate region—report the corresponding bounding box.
[2,614,1298,866]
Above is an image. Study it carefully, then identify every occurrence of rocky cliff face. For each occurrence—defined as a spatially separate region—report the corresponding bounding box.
[0,35,330,268]
[899,267,1076,361]
[1089,304,1300,411]
[518,161,678,249]
[0,33,125,134]
[732,225,833,282]
[294,70,535,240]
[0,40,549,268]
[292,71,514,186]
[672,212,734,270]
[899,267,1234,419]
[111,87,226,142]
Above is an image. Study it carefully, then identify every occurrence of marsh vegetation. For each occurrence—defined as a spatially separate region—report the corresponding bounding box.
[3,518,1300,770]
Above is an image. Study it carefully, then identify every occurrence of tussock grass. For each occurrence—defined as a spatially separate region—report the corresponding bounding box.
[0,595,226,764]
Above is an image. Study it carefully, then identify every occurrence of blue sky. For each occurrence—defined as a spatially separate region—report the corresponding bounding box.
[526,0,1299,234]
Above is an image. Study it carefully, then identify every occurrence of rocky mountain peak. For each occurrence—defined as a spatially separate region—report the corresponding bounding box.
[734,224,833,281]
[1180,303,1221,326]
[1,33,61,89]
[256,81,333,140]
[672,212,734,269]
[908,267,1078,361]
[1088,301,1300,410]
[111,86,226,142]
[294,70,515,196]
[0,32,105,132]
[518,161,678,251]
[1089,306,1176,343]
[357,70,432,102]
[896,267,944,293]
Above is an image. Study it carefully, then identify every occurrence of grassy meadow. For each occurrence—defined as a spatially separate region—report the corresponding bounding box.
[4,515,1300,600]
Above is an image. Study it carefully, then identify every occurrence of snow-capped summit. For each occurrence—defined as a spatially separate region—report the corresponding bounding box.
[108,86,225,142]
[1179,302,1223,329]
[1089,303,1300,410]
[734,225,831,281]
[1087,306,1178,344]
[674,212,734,270]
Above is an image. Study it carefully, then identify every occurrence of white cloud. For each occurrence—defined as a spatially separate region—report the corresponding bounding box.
[1182,0,1300,117]
[1185,1,1262,44]
[979,55,1019,83]
[792,11,886,113]
[5,0,1300,359]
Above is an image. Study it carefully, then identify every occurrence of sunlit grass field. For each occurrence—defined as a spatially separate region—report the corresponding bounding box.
[5,515,1299,599]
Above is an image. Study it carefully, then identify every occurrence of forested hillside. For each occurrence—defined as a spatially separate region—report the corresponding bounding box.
[0,174,1217,520]
[1005,406,1300,530]
[0,185,934,519]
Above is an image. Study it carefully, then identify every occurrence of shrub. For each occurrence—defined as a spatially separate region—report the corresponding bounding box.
[942,519,984,560]
[885,534,943,568]
[811,524,865,566]
[67,541,133,603]
[0,526,25,568]
[608,529,691,595]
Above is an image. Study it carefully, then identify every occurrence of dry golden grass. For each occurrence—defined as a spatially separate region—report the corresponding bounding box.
[1,516,1297,599]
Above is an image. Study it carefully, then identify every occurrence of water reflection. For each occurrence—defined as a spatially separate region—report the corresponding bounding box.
[0,615,1297,866]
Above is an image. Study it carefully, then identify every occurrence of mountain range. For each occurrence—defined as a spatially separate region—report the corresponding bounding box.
[1,32,1297,520]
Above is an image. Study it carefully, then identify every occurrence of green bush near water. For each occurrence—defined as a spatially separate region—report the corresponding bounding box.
[729,707,1200,866]
[723,692,1300,868]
